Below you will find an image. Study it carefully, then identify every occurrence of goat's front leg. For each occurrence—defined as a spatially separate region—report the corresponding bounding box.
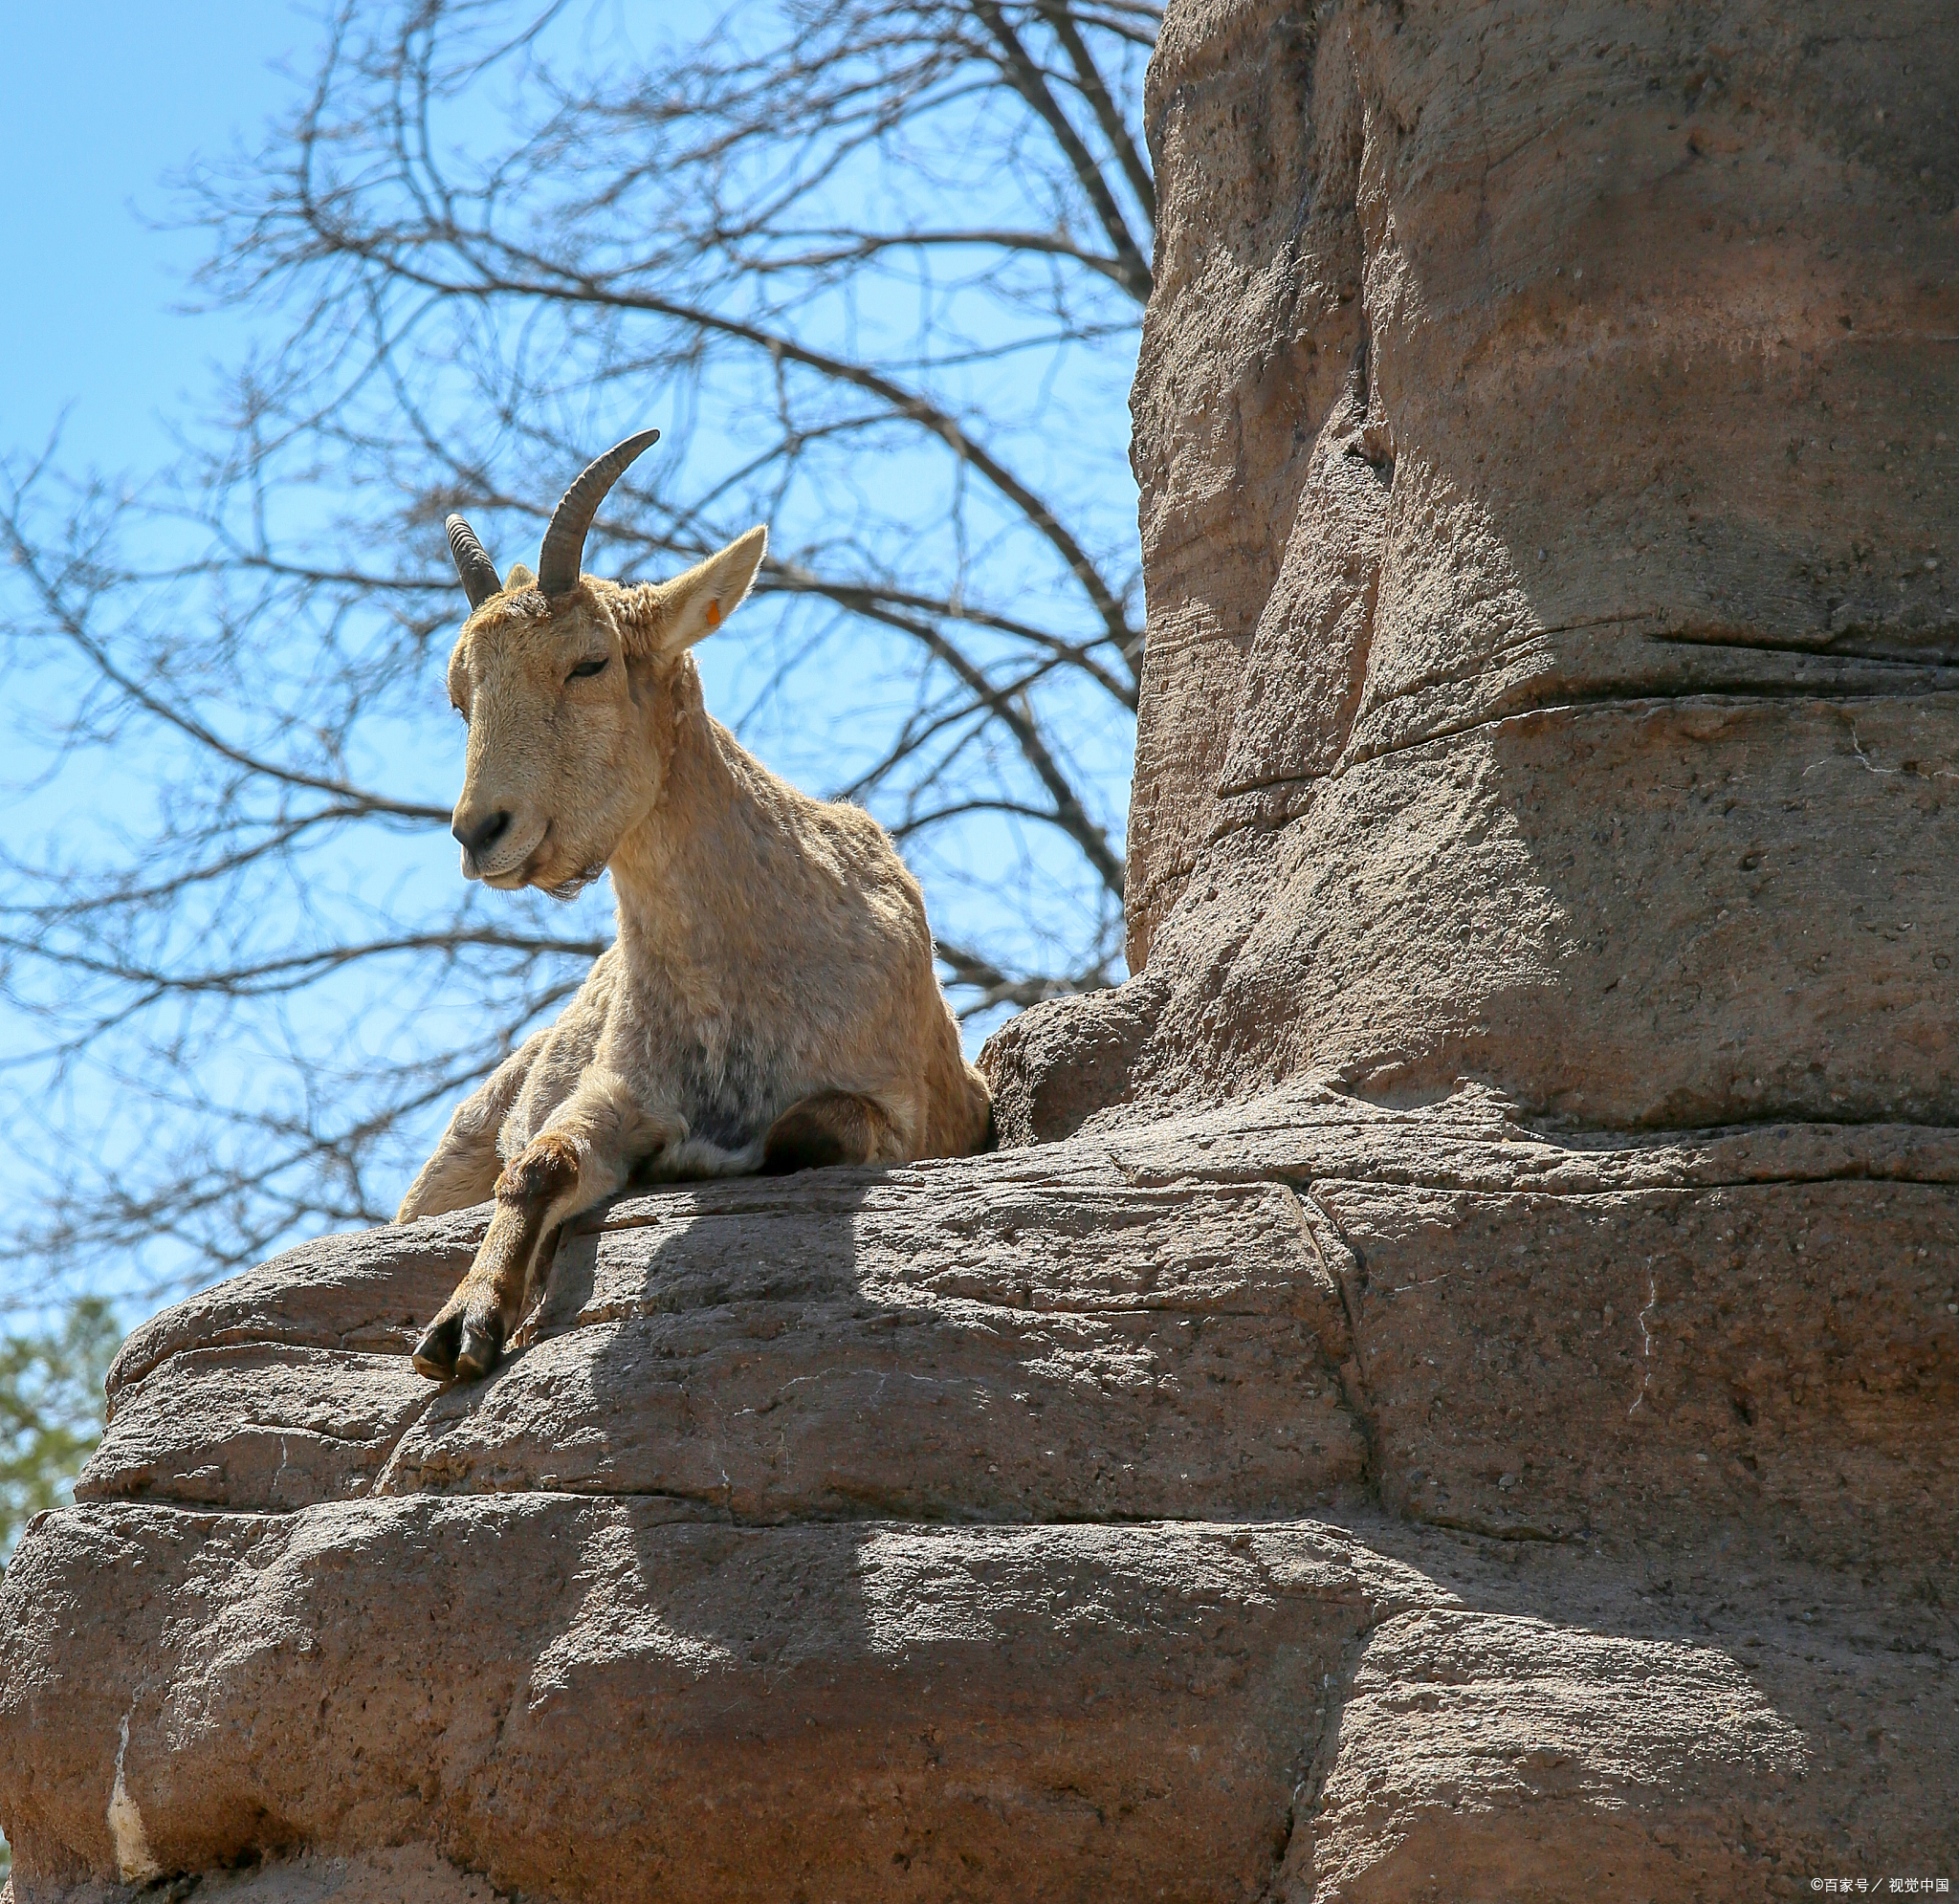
[395,1031,545,1223]
[410,1071,679,1382]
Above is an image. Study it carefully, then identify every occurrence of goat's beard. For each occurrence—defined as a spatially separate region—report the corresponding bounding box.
[544,861,607,902]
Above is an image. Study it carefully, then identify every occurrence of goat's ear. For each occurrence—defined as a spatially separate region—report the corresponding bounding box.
[504,560,538,592]
[626,526,767,657]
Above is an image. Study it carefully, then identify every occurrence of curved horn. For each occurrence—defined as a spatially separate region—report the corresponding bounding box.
[537,428,661,597]
[444,514,503,609]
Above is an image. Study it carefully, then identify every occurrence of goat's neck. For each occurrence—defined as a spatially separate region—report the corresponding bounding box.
[604,699,777,978]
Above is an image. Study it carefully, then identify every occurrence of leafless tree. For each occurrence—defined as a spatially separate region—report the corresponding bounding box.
[0,0,1156,1308]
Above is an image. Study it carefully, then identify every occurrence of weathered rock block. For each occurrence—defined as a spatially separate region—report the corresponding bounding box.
[1111,0,1959,1124]
[5,1109,1956,1897]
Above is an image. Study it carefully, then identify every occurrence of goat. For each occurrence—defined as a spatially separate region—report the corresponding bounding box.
[397,431,993,1381]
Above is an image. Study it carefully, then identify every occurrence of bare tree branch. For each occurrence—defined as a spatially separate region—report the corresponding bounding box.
[971,1,1152,297]
[1037,0,1156,225]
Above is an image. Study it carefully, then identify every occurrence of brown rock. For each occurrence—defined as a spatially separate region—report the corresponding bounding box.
[1124,0,1959,1131]
[0,1849,508,1904]
[1125,0,1368,964]
[1127,693,1959,1127]
[1299,1607,1809,1897]
[6,0,1958,1895]
[975,977,1161,1147]
[7,1109,1956,1896]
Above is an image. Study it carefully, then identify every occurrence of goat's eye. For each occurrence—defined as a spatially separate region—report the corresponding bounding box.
[567,657,609,682]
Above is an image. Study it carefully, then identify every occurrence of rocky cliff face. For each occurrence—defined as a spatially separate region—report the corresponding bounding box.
[5,3,1956,1899]
[1008,0,1959,1138]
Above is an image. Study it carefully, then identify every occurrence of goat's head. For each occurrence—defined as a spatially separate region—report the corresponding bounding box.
[440,431,767,895]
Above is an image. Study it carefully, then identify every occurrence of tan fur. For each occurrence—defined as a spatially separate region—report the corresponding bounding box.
[399,527,992,1380]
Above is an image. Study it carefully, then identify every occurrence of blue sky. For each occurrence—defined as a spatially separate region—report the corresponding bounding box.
[1,5,319,473]
[2,8,326,1329]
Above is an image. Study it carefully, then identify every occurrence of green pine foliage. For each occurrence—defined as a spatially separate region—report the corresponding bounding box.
[1,1296,120,1569]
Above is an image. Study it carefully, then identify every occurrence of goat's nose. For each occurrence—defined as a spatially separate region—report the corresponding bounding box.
[452,808,513,856]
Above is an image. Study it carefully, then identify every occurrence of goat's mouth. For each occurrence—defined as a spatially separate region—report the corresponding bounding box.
[513,825,607,902]
[466,821,550,886]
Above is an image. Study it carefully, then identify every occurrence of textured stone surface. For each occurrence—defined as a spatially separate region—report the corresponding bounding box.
[1122,0,1366,963]
[1117,692,1959,1127]
[1118,0,1959,1107]
[0,1849,506,1904]
[0,1501,1399,1899]
[7,1107,1958,1897]
[7,0,1958,1896]
[80,1166,1368,1522]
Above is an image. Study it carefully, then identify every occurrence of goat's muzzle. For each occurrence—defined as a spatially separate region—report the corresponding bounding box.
[453,808,513,858]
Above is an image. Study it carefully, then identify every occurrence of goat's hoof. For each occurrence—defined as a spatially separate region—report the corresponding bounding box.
[411,1311,462,1381]
[454,1315,505,1382]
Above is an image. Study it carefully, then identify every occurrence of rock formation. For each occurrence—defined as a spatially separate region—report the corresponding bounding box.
[5,2,1955,1897]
